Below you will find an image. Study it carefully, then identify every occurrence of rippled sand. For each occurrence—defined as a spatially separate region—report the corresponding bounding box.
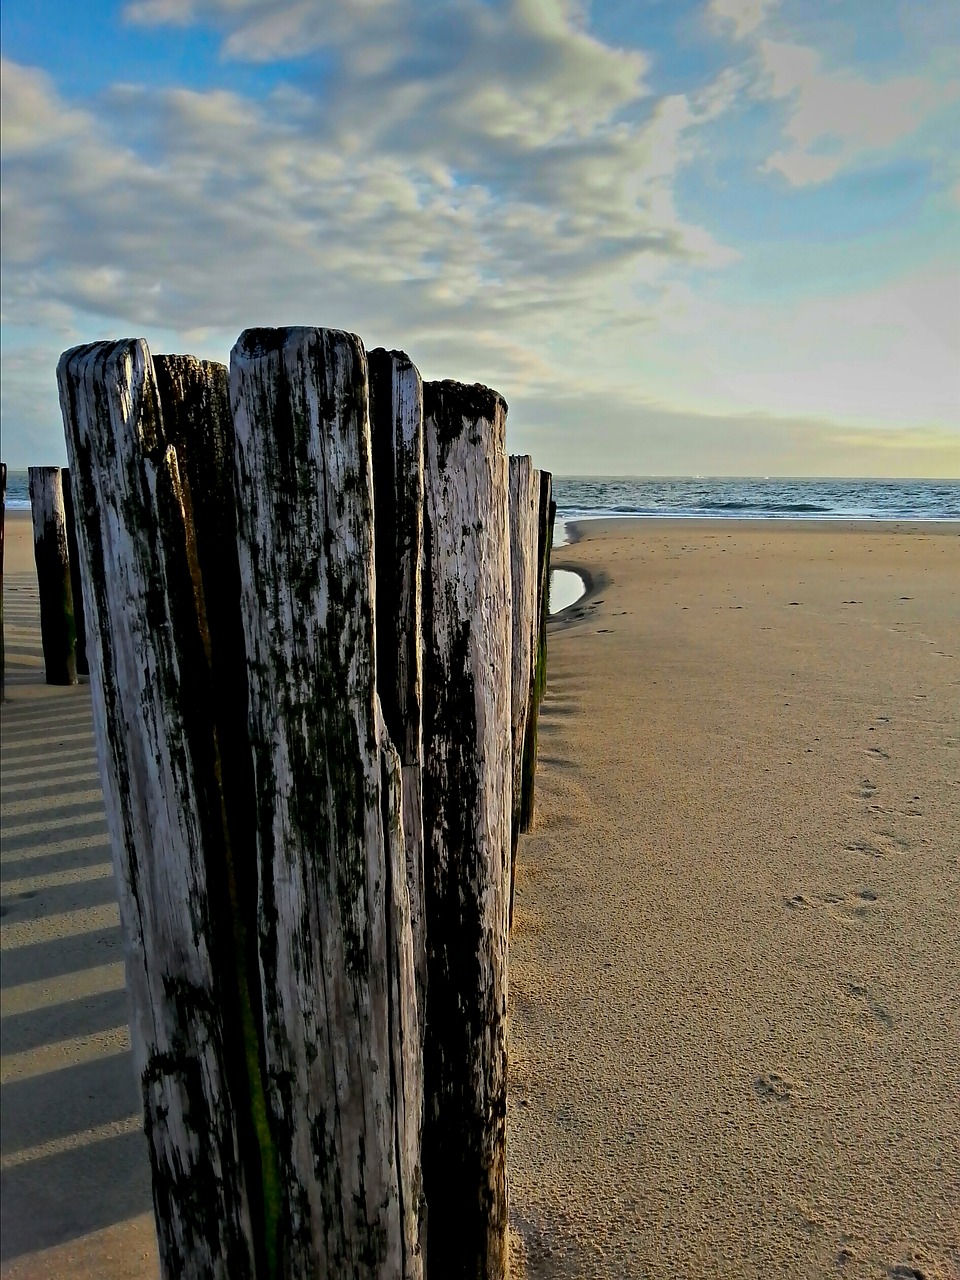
[509,519,960,1280]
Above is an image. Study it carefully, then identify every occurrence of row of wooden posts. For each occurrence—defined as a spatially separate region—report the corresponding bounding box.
[48,328,554,1279]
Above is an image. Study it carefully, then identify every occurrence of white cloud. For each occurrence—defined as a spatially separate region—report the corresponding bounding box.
[124,0,199,24]
[1,0,734,336]
[707,0,779,41]
[756,38,957,185]
[0,58,89,155]
[2,3,957,474]
[1,5,742,463]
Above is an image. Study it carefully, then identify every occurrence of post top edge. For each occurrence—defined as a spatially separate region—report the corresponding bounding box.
[423,379,508,421]
[231,326,365,362]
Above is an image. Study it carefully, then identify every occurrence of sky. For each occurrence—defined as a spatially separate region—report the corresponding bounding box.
[1,0,958,476]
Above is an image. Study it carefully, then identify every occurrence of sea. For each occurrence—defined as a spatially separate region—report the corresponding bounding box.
[552,476,960,523]
[548,476,959,612]
[6,471,957,519]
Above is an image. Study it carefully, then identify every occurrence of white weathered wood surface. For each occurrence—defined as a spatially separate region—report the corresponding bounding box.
[57,340,260,1278]
[508,455,539,919]
[230,327,423,1279]
[28,465,78,686]
[368,346,427,1027]
[421,379,512,1280]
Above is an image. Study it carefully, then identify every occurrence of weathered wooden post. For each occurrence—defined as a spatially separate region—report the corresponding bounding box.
[1,462,6,701]
[519,471,553,833]
[153,352,282,1276]
[508,455,539,923]
[230,327,423,1278]
[368,347,427,1024]
[60,468,89,676]
[58,340,262,1277]
[28,465,78,686]
[540,494,557,699]
[421,379,512,1280]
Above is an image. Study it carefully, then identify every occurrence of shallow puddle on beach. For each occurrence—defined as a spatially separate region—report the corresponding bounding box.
[549,568,585,614]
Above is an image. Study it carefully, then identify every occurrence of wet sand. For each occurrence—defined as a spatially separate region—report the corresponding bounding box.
[2,511,958,1278]
[509,519,960,1279]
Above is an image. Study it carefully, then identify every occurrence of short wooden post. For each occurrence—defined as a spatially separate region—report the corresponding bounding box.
[421,379,512,1280]
[28,465,77,686]
[58,339,261,1277]
[508,455,539,923]
[542,495,557,698]
[60,469,90,676]
[1,462,6,700]
[230,327,423,1279]
[519,471,553,833]
[368,347,427,1024]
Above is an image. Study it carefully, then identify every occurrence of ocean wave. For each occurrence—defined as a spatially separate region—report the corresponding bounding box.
[697,500,833,513]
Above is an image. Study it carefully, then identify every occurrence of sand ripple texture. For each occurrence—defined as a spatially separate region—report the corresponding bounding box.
[508,520,960,1280]
[1,521,159,1280]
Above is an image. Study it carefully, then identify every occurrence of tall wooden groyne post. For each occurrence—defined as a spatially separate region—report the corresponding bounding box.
[58,327,553,1280]
[421,381,512,1279]
[231,328,424,1277]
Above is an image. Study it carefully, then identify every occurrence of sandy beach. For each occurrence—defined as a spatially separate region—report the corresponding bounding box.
[1,510,158,1280]
[510,519,959,1279]
[2,511,958,1278]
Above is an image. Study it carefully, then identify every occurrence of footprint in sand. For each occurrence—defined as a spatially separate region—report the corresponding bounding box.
[785,893,815,910]
[887,1260,941,1280]
[786,889,878,919]
[839,980,894,1029]
[846,830,911,859]
[754,1071,794,1102]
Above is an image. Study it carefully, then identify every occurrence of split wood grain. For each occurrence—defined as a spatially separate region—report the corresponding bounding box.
[368,347,428,1028]
[153,353,282,1273]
